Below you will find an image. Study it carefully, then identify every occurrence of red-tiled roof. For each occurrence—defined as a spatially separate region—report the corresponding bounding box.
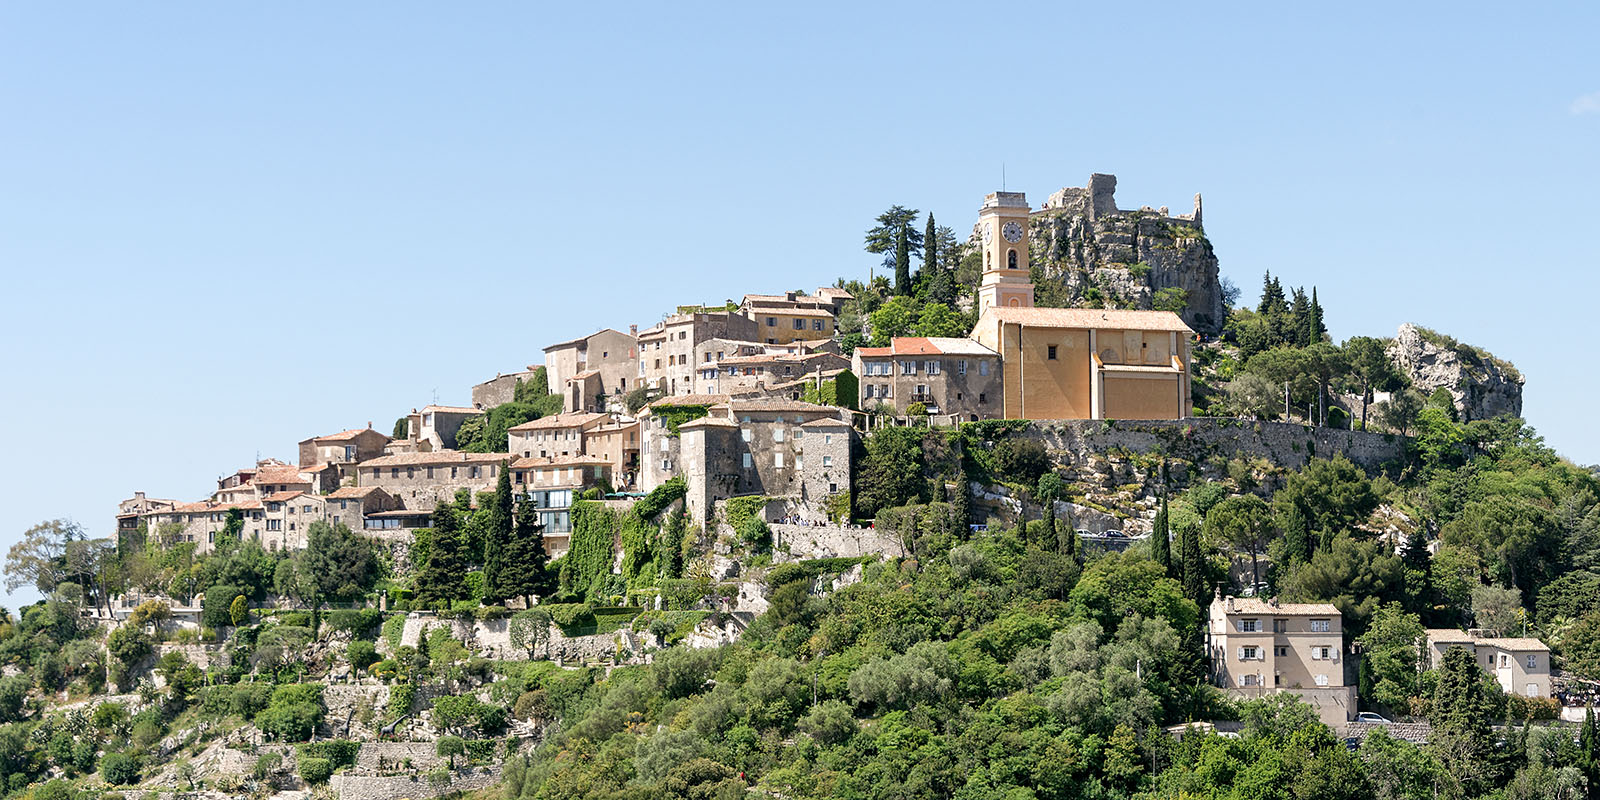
[982,307,1194,333]
[508,412,609,432]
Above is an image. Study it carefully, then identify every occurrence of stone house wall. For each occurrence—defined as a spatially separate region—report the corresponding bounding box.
[359,456,507,511]
[855,353,1004,419]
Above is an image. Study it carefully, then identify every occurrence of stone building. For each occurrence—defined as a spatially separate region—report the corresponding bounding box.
[1208,595,1355,729]
[671,399,852,526]
[543,328,639,413]
[698,350,849,396]
[297,426,390,469]
[401,405,486,452]
[509,455,614,557]
[1425,629,1552,698]
[637,311,759,398]
[739,288,851,345]
[143,500,266,554]
[324,486,399,532]
[115,492,177,547]
[507,412,610,459]
[637,393,733,493]
[965,189,1195,421]
[471,366,541,409]
[357,451,509,510]
[585,420,641,490]
[259,491,324,552]
[852,337,1003,420]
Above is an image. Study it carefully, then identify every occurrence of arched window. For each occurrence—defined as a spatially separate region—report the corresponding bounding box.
[1007,249,1017,269]
[984,250,991,268]
[1008,297,1021,307]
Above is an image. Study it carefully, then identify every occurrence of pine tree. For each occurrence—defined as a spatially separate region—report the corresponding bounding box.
[502,499,549,600]
[415,499,470,608]
[481,466,514,603]
[1289,288,1310,346]
[864,206,924,297]
[1152,497,1172,577]
[1181,523,1206,609]
[1401,530,1433,612]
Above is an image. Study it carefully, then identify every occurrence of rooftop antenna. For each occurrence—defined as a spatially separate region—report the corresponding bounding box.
[432,387,439,405]
[1002,163,1006,191]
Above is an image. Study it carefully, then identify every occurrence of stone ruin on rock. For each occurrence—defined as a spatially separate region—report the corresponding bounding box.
[1019,173,1225,335]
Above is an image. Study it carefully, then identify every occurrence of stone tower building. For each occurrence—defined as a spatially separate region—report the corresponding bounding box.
[975,191,1035,315]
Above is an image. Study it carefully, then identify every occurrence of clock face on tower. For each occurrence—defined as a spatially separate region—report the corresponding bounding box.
[981,223,993,244]
[1002,221,1024,243]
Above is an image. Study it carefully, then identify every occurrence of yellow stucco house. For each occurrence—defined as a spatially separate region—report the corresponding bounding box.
[966,190,1194,421]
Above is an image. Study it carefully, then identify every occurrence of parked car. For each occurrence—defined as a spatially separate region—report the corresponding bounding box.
[1355,712,1391,724]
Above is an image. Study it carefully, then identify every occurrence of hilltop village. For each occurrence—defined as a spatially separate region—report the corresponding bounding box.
[8,176,1597,800]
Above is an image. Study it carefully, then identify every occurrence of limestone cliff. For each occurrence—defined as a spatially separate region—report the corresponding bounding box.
[1025,174,1225,334]
[1387,323,1524,421]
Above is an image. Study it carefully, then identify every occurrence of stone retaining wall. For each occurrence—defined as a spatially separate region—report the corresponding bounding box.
[1027,418,1406,474]
[330,767,498,800]
[772,523,904,561]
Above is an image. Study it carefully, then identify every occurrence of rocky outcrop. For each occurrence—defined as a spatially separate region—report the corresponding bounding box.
[1386,324,1523,421]
[1026,174,1225,334]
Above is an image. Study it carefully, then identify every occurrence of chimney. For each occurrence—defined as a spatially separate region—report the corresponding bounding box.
[367,421,372,430]
[630,324,638,336]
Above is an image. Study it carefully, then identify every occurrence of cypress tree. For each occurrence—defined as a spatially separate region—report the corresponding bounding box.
[923,213,937,292]
[1280,504,1310,564]
[481,466,514,603]
[503,498,549,600]
[415,499,469,608]
[1309,287,1325,344]
[1580,706,1598,790]
[951,470,972,541]
[1432,647,1502,795]
[1181,523,1206,610]
[1152,498,1172,576]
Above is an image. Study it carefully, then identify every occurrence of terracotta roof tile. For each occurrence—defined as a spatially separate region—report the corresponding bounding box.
[263,491,311,503]
[328,486,385,499]
[510,455,613,469]
[983,307,1194,333]
[420,405,483,415]
[644,393,732,410]
[728,399,836,414]
[508,412,608,432]
[359,451,510,467]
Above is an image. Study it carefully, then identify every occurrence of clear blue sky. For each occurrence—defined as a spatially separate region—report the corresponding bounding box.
[2,2,1596,608]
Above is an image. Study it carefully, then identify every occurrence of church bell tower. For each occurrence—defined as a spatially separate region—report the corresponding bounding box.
[975,191,1035,315]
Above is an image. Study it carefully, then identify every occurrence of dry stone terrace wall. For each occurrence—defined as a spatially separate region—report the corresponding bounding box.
[1025,418,1407,473]
[331,767,500,800]
[771,523,904,561]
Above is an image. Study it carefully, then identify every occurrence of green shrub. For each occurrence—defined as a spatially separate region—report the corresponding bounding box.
[540,603,596,629]
[101,752,140,785]
[254,684,325,742]
[388,684,415,718]
[725,496,768,533]
[202,584,242,628]
[298,757,333,784]
[276,611,311,628]
[253,752,283,780]
[299,740,359,769]
[326,609,383,638]
[381,614,405,650]
[347,640,380,672]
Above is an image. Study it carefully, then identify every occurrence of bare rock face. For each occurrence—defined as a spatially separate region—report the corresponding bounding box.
[1025,174,1225,334]
[1386,323,1524,421]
